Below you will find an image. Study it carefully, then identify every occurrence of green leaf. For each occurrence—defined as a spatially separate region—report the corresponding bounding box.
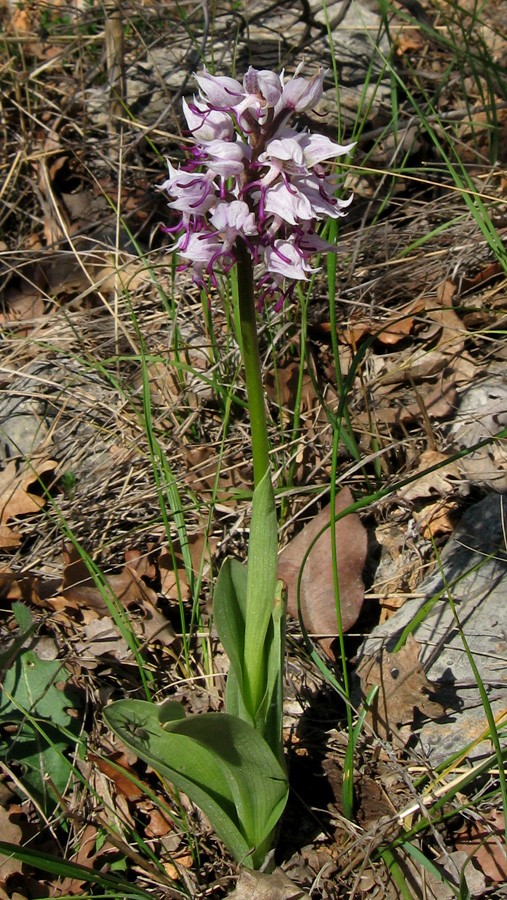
[214,557,247,683]
[243,470,278,714]
[255,580,286,768]
[104,699,288,869]
[158,699,187,724]
[0,603,36,679]
[0,651,81,811]
[214,558,250,721]
[11,602,34,634]
[0,841,152,899]
[214,562,286,764]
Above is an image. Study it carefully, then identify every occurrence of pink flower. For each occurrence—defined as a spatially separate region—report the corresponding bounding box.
[161,64,355,305]
[194,68,244,109]
[210,201,258,243]
[235,67,284,129]
[205,139,248,177]
[264,238,318,280]
[243,67,283,108]
[297,132,356,167]
[263,180,314,225]
[161,162,217,215]
[182,97,234,142]
[276,66,327,114]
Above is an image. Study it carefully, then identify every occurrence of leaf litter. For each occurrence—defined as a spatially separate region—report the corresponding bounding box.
[1,0,507,896]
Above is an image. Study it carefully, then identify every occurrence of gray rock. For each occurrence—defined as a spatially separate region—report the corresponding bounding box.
[446,374,507,491]
[357,494,507,764]
[85,0,391,131]
[0,360,117,477]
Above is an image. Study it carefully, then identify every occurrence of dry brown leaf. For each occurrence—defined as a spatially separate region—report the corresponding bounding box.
[55,820,118,896]
[394,30,426,55]
[124,549,156,581]
[279,487,367,657]
[415,280,465,366]
[400,378,457,423]
[62,547,176,644]
[0,457,57,548]
[90,752,144,803]
[356,635,445,742]
[159,532,215,602]
[184,445,253,500]
[78,618,130,662]
[55,823,101,896]
[63,546,145,615]
[455,810,507,885]
[145,807,173,838]
[264,360,317,414]
[0,289,45,334]
[377,282,466,388]
[159,548,190,601]
[0,806,23,884]
[338,298,425,347]
[0,567,24,601]
[399,450,462,502]
[377,297,425,345]
[459,261,503,294]
[227,867,310,899]
[338,319,371,346]
[412,499,460,539]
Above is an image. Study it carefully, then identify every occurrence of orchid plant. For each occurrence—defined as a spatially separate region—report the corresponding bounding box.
[104,63,354,870]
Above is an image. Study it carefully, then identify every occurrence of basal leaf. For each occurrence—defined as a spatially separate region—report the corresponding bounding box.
[214,557,247,671]
[214,558,250,719]
[104,699,288,869]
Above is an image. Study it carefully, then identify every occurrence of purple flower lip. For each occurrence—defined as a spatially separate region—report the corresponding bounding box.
[161,64,355,304]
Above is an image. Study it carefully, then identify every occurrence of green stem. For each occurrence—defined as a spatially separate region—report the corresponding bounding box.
[235,240,270,488]
[235,240,279,729]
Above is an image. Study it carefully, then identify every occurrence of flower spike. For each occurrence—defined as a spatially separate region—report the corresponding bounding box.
[162,64,355,305]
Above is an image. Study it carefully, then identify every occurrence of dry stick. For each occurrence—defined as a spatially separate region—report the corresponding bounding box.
[105,0,127,369]
[104,0,125,143]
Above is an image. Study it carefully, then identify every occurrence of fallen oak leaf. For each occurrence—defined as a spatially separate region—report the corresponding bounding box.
[338,297,425,347]
[355,635,446,742]
[377,282,467,387]
[458,261,503,295]
[145,807,174,839]
[0,287,45,335]
[394,29,426,55]
[278,487,367,658]
[76,618,130,664]
[228,867,310,899]
[264,358,318,416]
[184,445,253,500]
[124,548,157,581]
[0,457,57,548]
[63,546,157,614]
[159,532,216,602]
[89,752,144,803]
[0,806,24,885]
[412,499,460,540]
[62,547,176,645]
[376,297,425,345]
[55,823,104,896]
[398,450,462,502]
[454,810,507,885]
